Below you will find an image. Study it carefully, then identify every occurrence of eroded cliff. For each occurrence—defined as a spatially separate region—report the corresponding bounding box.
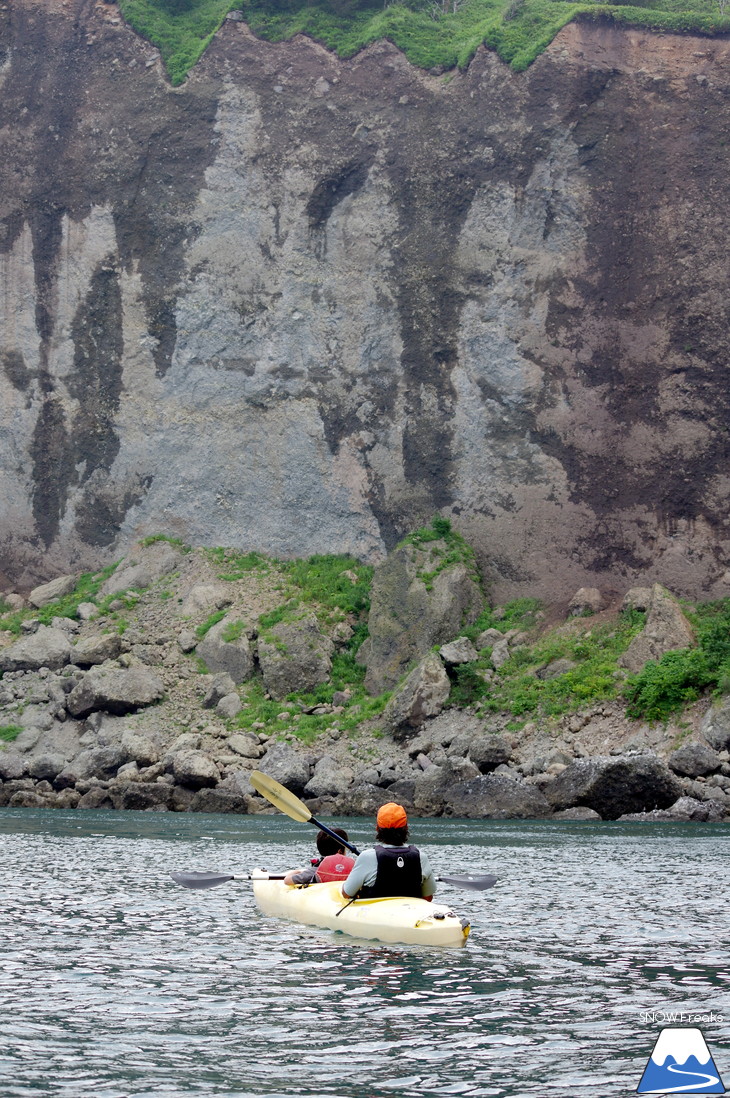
[2,0,730,602]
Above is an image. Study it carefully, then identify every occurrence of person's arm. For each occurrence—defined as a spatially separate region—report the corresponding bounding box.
[341,850,377,898]
[419,849,436,901]
[284,866,316,886]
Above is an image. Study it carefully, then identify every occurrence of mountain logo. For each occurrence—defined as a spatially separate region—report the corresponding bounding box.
[637,1027,725,1094]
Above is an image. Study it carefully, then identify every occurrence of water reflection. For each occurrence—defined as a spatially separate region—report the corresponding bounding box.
[0,808,729,1097]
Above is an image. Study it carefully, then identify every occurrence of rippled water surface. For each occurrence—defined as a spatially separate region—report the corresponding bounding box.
[1,808,729,1097]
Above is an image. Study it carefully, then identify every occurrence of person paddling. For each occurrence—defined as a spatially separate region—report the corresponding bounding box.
[341,803,436,902]
[284,828,356,886]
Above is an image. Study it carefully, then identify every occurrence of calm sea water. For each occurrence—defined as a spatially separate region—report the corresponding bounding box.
[1,808,728,1098]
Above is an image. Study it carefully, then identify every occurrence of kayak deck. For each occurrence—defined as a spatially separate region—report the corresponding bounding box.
[252,875,470,947]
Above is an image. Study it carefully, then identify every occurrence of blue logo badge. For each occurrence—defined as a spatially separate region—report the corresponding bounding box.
[637,1027,725,1094]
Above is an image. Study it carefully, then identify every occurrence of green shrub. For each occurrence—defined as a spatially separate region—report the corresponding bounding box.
[206,547,272,580]
[196,609,227,637]
[479,613,645,720]
[0,725,23,743]
[625,649,715,721]
[139,533,191,552]
[221,619,246,643]
[465,597,542,642]
[283,555,373,618]
[399,516,481,590]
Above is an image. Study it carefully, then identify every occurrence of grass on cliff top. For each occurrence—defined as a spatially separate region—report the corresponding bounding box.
[118,0,730,87]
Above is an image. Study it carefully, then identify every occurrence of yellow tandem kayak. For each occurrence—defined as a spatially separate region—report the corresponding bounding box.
[251,873,471,947]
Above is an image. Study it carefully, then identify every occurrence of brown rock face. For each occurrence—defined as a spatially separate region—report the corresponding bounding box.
[2,4,730,602]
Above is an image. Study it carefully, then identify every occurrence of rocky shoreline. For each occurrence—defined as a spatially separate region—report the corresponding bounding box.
[2,538,730,823]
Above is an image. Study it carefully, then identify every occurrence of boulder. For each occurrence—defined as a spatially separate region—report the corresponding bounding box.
[0,627,71,672]
[546,754,682,820]
[439,637,479,666]
[77,787,115,809]
[121,732,160,768]
[0,752,28,780]
[618,584,695,674]
[28,753,66,781]
[115,782,173,811]
[190,787,248,813]
[385,778,416,804]
[258,614,333,700]
[226,733,261,759]
[28,575,77,608]
[476,628,504,649]
[336,782,393,817]
[197,618,254,685]
[468,734,512,774]
[536,658,578,680]
[552,806,602,820]
[216,694,242,720]
[622,587,653,613]
[257,742,311,795]
[363,543,482,694]
[76,602,97,622]
[55,746,130,787]
[443,774,552,819]
[700,698,730,752]
[54,788,81,809]
[304,755,354,799]
[72,633,123,667]
[568,587,605,616]
[203,673,238,709]
[0,778,36,806]
[668,742,722,778]
[179,584,232,618]
[413,758,481,814]
[50,617,80,636]
[9,789,51,808]
[100,540,184,597]
[619,796,726,822]
[66,667,165,717]
[490,639,511,669]
[381,653,451,734]
[171,751,220,789]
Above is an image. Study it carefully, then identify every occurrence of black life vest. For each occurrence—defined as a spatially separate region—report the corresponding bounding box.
[358,845,422,899]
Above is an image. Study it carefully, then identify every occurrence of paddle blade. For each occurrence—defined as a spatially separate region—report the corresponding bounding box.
[250,770,313,823]
[439,873,497,891]
[171,872,235,890]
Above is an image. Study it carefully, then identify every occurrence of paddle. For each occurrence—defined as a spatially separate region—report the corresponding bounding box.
[249,769,362,856]
[171,870,498,891]
[171,871,283,890]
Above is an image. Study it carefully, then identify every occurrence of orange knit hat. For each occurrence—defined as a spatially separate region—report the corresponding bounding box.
[376,802,408,829]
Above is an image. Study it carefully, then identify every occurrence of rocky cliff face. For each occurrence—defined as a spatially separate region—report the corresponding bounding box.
[2,1,730,602]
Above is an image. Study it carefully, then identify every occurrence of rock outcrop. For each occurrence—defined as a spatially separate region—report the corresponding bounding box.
[545,755,682,820]
[618,585,696,674]
[363,543,482,693]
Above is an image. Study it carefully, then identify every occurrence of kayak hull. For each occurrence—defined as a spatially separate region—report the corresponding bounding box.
[252,876,470,947]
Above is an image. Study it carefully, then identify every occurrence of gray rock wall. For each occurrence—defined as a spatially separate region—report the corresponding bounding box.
[2,2,730,602]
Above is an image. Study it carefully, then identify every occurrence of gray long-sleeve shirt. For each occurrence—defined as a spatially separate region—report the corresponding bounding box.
[342,845,436,898]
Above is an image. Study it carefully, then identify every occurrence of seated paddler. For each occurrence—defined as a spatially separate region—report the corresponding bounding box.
[284,828,355,886]
[342,802,436,902]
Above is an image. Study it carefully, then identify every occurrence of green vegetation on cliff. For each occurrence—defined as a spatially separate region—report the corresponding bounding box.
[625,598,730,721]
[118,0,729,87]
